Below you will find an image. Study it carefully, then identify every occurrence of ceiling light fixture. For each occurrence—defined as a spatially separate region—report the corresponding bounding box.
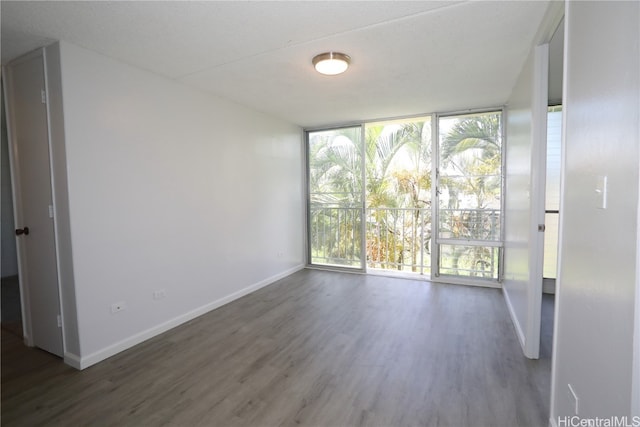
[312,52,351,75]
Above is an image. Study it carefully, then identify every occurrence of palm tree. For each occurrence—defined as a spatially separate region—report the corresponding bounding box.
[309,127,363,206]
[440,114,500,163]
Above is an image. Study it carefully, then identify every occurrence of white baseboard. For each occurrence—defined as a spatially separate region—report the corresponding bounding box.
[503,285,527,354]
[74,265,305,370]
[64,351,82,369]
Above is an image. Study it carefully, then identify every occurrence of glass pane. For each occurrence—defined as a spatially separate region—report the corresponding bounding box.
[543,213,559,279]
[438,244,499,279]
[308,127,362,267]
[438,112,502,241]
[546,109,562,210]
[363,117,432,274]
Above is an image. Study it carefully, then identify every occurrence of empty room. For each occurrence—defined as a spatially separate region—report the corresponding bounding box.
[1,1,639,426]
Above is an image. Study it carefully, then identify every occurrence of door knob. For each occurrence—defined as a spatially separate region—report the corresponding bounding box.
[15,227,30,236]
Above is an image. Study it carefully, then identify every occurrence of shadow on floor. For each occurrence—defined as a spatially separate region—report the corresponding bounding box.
[1,275,22,337]
[540,293,555,360]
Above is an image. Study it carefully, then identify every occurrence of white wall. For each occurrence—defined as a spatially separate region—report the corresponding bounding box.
[57,41,304,368]
[550,1,639,422]
[503,44,548,359]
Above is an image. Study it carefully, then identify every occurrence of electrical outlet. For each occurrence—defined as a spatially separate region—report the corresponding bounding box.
[111,301,127,314]
[153,289,166,300]
[567,383,579,415]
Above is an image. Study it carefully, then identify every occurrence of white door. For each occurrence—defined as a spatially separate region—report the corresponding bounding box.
[5,50,63,357]
[526,43,550,359]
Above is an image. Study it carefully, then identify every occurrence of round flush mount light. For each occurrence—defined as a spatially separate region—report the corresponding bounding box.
[312,52,351,75]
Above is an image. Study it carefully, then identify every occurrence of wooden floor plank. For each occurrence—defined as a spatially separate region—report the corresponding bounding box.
[1,269,552,426]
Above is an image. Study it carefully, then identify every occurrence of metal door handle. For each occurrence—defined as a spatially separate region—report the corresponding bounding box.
[15,227,29,236]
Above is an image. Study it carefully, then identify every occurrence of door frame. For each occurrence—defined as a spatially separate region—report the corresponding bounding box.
[3,47,65,353]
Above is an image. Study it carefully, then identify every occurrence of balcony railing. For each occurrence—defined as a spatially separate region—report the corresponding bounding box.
[309,206,362,267]
[437,208,501,279]
[438,208,501,242]
[365,208,430,274]
[309,204,501,278]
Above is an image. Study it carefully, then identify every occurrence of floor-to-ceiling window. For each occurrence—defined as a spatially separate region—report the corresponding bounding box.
[363,117,432,274]
[307,126,364,269]
[307,110,503,284]
[435,111,503,280]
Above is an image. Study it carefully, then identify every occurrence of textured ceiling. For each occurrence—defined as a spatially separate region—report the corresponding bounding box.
[1,1,551,127]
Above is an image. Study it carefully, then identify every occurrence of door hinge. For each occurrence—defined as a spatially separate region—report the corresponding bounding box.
[538,224,546,232]
[57,315,62,327]
[41,89,47,104]
[48,205,54,219]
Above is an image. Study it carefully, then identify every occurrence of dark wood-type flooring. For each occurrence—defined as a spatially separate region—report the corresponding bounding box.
[1,275,22,338]
[1,269,553,426]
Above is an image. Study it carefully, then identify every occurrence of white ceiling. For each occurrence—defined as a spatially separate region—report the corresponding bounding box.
[1,1,551,127]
